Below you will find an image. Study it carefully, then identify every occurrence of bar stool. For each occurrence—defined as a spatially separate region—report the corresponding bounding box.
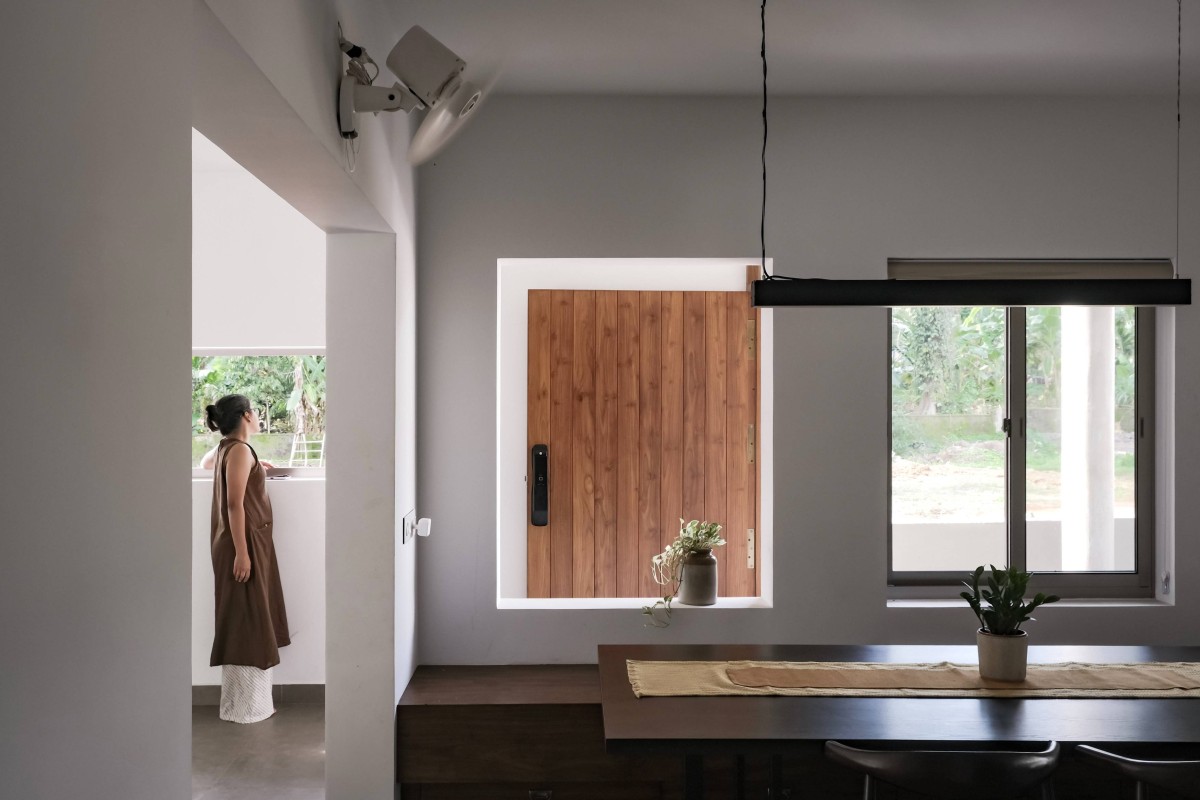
[825,740,1059,800]
[1075,744,1200,800]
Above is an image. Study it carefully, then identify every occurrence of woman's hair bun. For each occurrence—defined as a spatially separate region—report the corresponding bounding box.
[204,404,221,432]
[205,395,251,435]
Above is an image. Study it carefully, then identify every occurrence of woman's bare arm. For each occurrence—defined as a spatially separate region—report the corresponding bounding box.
[200,445,218,469]
[224,444,254,582]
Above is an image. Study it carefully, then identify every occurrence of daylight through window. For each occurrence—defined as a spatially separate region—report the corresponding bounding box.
[889,305,1154,594]
[192,355,327,469]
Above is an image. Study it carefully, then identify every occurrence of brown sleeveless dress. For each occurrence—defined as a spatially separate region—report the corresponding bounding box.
[210,438,290,669]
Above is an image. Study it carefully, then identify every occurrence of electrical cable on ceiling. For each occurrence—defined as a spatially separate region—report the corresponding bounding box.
[750,1,1192,307]
[760,0,770,279]
[758,0,801,282]
[1176,0,1182,279]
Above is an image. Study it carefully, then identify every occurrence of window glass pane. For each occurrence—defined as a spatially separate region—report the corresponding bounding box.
[191,355,326,468]
[891,307,1007,571]
[1026,307,1135,572]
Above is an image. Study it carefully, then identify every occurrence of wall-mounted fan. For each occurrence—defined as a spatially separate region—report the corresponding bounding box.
[337,25,484,165]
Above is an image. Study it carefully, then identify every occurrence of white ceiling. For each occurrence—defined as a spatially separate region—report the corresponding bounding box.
[394,0,1196,96]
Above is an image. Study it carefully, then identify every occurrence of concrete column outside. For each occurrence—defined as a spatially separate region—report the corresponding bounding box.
[1060,306,1115,570]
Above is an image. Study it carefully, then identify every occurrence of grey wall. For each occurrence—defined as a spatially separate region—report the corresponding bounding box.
[0,2,192,798]
[417,94,1200,664]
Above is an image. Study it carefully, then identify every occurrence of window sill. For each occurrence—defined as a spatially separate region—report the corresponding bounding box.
[497,596,772,611]
[888,597,1170,609]
[191,474,326,482]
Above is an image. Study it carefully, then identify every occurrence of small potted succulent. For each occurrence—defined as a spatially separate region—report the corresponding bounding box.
[641,520,725,628]
[961,565,1060,681]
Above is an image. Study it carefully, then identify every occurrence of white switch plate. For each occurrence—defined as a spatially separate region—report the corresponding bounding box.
[402,510,416,544]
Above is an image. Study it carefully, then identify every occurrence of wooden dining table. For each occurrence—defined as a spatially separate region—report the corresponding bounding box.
[598,643,1200,800]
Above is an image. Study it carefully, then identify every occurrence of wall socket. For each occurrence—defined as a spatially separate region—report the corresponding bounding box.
[402,510,416,544]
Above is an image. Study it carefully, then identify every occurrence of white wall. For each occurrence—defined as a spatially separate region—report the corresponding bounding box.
[192,130,326,348]
[193,479,326,684]
[416,94,1200,664]
[326,233,396,797]
[0,2,192,798]
[195,2,417,797]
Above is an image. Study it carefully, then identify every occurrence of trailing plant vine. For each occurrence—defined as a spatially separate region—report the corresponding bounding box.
[641,520,725,628]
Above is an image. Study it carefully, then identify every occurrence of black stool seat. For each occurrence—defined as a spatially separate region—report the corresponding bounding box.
[825,740,1059,800]
[1076,744,1200,799]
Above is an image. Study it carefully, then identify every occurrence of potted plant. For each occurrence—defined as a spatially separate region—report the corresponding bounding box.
[961,565,1060,681]
[641,520,725,627]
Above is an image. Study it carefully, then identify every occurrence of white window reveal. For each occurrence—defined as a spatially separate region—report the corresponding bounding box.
[496,259,774,609]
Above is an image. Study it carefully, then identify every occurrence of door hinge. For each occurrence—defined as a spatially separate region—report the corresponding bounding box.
[747,319,756,358]
[747,528,755,569]
[747,423,756,463]
[1001,417,1011,436]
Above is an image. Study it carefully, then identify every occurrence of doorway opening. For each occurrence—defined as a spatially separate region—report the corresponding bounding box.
[190,129,327,798]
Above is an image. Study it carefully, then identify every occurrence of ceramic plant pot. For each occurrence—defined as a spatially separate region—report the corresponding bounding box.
[677,549,718,606]
[976,628,1029,682]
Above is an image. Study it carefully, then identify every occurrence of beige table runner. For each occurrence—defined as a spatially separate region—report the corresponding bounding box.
[626,660,1200,698]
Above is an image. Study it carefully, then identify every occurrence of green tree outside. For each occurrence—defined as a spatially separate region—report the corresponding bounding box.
[891,306,1137,517]
[192,355,326,466]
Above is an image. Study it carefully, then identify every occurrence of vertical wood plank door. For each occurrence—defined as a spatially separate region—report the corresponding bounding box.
[527,292,552,598]
[548,291,574,598]
[528,289,759,598]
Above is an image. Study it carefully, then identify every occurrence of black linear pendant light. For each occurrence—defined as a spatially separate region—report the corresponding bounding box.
[750,0,1191,308]
[751,273,1191,307]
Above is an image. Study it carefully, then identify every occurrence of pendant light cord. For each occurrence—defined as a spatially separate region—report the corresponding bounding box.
[1176,0,1182,279]
[760,0,771,279]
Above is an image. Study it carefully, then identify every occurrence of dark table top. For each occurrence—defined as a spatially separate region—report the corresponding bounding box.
[599,644,1200,755]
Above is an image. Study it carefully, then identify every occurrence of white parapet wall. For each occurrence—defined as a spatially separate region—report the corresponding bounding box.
[892,517,1136,573]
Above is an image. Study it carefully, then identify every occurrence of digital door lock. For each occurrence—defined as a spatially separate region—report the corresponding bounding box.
[531,444,548,526]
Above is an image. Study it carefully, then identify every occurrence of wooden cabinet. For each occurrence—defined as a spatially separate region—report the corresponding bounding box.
[398,704,674,784]
[402,782,663,799]
[398,666,681,799]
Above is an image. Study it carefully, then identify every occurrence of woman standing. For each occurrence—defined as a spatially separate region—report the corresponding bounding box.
[204,394,290,723]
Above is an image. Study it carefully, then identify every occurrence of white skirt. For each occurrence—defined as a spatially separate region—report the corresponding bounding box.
[219,664,275,724]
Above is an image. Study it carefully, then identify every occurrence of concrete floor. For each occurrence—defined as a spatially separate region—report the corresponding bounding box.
[192,703,325,799]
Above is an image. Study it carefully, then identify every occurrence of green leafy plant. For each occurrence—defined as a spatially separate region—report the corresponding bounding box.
[641,520,725,628]
[961,565,1060,636]
[192,355,327,436]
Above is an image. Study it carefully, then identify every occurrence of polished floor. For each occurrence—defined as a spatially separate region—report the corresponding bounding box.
[192,703,325,800]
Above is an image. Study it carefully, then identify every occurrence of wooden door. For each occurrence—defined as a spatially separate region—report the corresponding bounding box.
[527,289,759,598]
